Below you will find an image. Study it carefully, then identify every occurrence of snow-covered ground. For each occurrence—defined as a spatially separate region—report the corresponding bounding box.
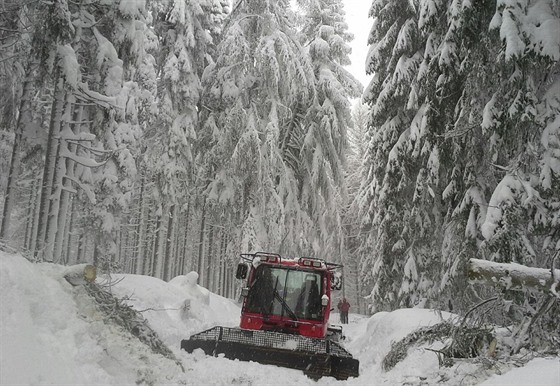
[1,251,558,385]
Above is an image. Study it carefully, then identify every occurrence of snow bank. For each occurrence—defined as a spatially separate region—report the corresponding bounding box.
[344,308,458,384]
[108,270,240,346]
[1,253,90,385]
[0,252,183,385]
[479,357,560,386]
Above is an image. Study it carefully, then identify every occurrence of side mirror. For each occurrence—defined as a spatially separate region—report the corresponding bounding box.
[236,263,248,279]
[330,273,342,290]
[241,287,249,297]
[321,294,329,307]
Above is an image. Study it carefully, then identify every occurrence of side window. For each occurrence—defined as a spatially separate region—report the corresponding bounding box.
[293,272,323,320]
[246,265,274,313]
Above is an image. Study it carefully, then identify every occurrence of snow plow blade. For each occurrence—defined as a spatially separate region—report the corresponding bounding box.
[181,326,359,380]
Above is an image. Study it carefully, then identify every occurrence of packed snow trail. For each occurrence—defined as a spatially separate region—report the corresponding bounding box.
[1,251,558,385]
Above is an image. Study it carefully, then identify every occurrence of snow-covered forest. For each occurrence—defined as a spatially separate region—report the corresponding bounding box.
[1,0,559,370]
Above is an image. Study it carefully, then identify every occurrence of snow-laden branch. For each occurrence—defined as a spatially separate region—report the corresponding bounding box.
[63,175,96,204]
[65,140,112,155]
[59,148,105,168]
[60,183,77,195]
[75,82,120,109]
[59,131,96,142]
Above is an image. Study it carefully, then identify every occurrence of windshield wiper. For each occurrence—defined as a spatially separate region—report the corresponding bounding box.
[272,276,298,322]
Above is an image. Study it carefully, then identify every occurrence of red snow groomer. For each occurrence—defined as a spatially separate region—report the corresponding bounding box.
[181,252,359,380]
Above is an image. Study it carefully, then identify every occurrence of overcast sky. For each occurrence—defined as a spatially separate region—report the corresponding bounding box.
[342,0,373,95]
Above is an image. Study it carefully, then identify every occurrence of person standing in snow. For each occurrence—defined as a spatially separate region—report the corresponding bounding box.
[338,297,350,324]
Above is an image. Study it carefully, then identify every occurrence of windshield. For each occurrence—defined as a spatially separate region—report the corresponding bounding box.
[245,265,323,321]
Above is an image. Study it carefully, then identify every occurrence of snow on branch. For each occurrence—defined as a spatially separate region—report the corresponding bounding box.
[57,44,79,88]
[60,148,105,168]
[75,83,119,109]
[63,175,96,204]
[65,140,112,155]
[480,173,541,240]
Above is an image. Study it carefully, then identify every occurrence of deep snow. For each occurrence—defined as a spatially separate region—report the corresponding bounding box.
[1,251,558,385]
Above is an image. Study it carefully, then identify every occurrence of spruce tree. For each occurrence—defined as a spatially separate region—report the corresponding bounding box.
[297,0,362,257]
[358,0,425,311]
[358,0,560,315]
[198,0,316,254]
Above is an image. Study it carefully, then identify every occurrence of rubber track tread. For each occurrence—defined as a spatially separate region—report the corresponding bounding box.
[181,326,359,380]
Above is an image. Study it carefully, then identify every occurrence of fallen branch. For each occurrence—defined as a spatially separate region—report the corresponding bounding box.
[382,322,494,371]
[83,282,184,371]
[467,258,560,292]
[461,296,499,327]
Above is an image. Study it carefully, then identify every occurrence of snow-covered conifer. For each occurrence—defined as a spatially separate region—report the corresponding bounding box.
[358,0,560,315]
[297,0,363,257]
[198,0,318,256]
[358,0,425,311]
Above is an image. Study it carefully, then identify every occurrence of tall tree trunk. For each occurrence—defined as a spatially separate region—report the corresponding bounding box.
[135,173,147,274]
[126,222,135,273]
[128,209,138,274]
[23,178,38,251]
[76,231,84,263]
[28,176,42,255]
[63,196,76,265]
[1,68,34,241]
[151,213,162,277]
[350,255,362,314]
[219,230,227,296]
[180,202,191,274]
[218,234,224,296]
[163,204,175,281]
[171,207,182,277]
[44,137,63,261]
[93,236,99,267]
[197,201,207,284]
[117,224,126,269]
[143,206,154,276]
[53,95,76,263]
[76,229,88,264]
[206,224,214,291]
[35,75,65,260]
[172,213,182,277]
[227,265,233,299]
